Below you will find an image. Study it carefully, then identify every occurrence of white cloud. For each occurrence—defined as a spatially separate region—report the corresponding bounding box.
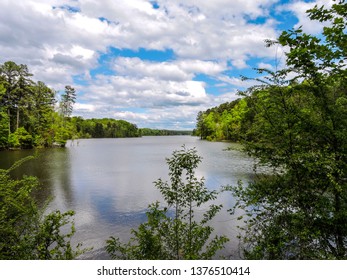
[0,0,279,78]
[74,103,97,112]
[112,57,227,81]
[217,75,262,89]
[258,62,275,70]
[0,0,318,129]
[113,57,191,81]
[77,0,280,64]
[214,91,241,105]
[82,74,209,109]
[278,0,334,34]
[178,60,228,76]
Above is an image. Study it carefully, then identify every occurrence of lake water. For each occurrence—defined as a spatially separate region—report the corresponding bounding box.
[0,136,256,259]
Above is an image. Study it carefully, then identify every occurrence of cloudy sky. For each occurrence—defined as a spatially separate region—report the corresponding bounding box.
[0,0,333,129]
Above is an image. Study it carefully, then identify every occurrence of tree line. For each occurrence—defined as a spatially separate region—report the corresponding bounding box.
[71,117,140,139]
[0,63,143,150]
[139,128,192,136]
[193,98,248,141]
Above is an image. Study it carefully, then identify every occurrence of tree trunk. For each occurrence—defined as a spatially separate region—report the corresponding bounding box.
[16,108,19,130]
[335,191,345,258]
[7,107,11,135]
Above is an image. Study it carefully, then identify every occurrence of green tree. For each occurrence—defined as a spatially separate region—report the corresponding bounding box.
[28,81,56,146]
[13,64,34,131]
[0,61,22,134]
[0,110,9,149]
[0,62,61,149]
[230,0,347,259]
[194,98,249,142]
[0,61,34,133]
[93,122,105,138]
[8,127,33,149]
[195,111,207,139]
[0,157,88,259]
[0,83,8,149]
[60,85,76,119]
[106,146,228,259]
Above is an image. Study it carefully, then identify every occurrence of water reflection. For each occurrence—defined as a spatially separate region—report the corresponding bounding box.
[0,136,255,259]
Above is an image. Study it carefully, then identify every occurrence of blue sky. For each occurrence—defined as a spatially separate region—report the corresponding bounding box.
[0,0,333,129]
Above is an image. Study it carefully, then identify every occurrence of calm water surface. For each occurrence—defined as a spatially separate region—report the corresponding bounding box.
[0,136,256,259]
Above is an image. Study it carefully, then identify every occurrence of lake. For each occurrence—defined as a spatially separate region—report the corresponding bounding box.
[0,136,256,259]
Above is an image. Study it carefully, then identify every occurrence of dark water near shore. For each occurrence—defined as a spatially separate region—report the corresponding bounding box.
[0,136,256,259]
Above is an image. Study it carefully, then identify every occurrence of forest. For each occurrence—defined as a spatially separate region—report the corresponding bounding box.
[193,98,248,142]
[139,128,192,136]
[0,64,144,150]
